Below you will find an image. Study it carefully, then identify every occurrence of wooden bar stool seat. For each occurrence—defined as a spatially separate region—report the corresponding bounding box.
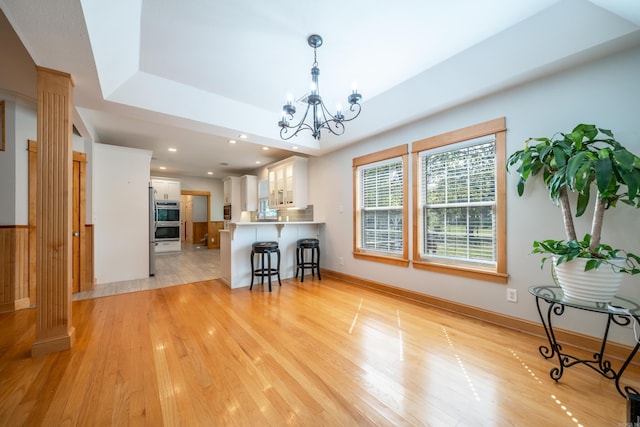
[250,241,282,292]
[295,238,321,282]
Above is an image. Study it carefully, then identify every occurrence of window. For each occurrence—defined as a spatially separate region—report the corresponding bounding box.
[412,118,507,283]
[353,145,409,266]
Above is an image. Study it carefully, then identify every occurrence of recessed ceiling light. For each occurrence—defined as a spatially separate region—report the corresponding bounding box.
[239,134,248,139]
[168,148,177,152]
[292,146,299,150]
[262,146,269,151]
[159,166,167,170]
[255,161,261,164]
[228,139,237,144]
[207,171,213,175]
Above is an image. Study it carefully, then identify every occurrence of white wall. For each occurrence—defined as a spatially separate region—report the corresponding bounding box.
[0,95,36,225]
[14,98,36,223]
[94,143,151,284]
[310,45,640,344]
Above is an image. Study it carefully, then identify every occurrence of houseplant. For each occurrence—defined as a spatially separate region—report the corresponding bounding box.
[507,124,640,302]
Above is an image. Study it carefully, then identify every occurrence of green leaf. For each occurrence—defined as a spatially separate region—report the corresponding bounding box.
[518,153,532,180]
[620,169,640,201]
[613,149,636,171]
[552,146,566,169]
[530,161,543,176]
[576,185,590,217]
[578,124,598,141]
[547,170,565,200]
[594,157,612,194]
[599,127,614,138]
[530,137,550,143]
[574,162,593,192]
[584,259,599,271]
[517,178,524,196]
[566,152,587,188]
[539,145,552,161]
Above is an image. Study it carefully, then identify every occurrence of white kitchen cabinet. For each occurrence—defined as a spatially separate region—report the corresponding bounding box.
[268,156,308,208]
[152,178,181,200]
[225,175,257,214]
[223,176,238,205]
[240,175,257,212]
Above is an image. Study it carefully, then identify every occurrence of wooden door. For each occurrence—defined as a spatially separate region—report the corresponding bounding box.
[28,141,87,300]
[72,159,81,293]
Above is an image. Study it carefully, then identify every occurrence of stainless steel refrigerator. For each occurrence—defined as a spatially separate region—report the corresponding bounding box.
[149,186,156,276]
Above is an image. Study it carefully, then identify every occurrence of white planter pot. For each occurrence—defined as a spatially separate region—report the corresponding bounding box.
[553,256,626,303]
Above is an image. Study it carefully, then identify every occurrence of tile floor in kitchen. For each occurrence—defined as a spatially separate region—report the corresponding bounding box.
[73,243,220,301]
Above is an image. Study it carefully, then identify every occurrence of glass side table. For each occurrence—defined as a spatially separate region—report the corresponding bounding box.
[529,285,640,398]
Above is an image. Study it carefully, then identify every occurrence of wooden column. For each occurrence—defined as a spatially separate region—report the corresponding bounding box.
[31,67,75,356]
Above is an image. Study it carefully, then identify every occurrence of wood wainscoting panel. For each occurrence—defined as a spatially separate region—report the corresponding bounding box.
[208,221,224,249]
[192,222,208,245]
[0,226,30,313]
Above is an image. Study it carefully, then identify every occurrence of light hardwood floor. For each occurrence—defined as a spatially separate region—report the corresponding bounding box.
[2,274,639,426]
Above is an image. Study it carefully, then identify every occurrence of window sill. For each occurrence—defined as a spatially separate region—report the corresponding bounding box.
[412,259,508,284]
[353,252,409,267]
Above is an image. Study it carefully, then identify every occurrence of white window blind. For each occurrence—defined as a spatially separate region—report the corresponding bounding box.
[419,140,496,264]
[359,158,404,254]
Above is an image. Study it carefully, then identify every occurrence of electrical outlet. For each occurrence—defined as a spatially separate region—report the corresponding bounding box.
[339,257,344,266]
[507,288,518,303]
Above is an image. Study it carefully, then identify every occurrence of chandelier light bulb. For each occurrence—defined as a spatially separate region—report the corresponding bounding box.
[278,34,362,141]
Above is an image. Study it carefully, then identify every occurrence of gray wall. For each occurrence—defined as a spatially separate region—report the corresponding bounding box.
[309,45,640,344]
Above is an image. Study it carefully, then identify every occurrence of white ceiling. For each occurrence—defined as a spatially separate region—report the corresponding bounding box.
[1,0,639,178]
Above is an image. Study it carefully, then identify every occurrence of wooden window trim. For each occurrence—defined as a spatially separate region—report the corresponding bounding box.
[353,144,409,265]
[411,117,508,284]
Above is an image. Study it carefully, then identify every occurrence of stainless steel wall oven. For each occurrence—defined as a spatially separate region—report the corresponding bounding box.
[155,200,180,241]
[155,224,180,241]
[156,200,180,222]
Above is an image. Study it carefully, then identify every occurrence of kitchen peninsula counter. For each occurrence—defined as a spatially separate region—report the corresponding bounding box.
[219,221,324,289]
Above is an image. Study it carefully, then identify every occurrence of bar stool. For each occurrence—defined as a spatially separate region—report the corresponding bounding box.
[295,238,321,282]
[250,241,282,292]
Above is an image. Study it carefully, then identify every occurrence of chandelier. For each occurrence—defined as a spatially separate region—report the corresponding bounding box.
[278,34,362,140]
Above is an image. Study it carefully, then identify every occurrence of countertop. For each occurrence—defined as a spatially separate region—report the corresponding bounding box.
[220,221,324,238]
[230,221,325,226]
